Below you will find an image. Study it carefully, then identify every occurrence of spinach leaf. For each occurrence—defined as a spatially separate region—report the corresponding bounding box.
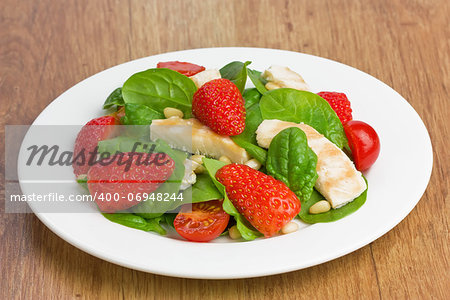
[221,197,262,241]
[266,128,318,201]
[120,103,164,138]
[260,89,348,149]
[97,136,183,162]
[76,175,88,191]
[247,69,268,94]
[122,68,196,117]
[203,158,262,240]
[231,103,267,164]
[102,213,166,235]
[121,103,164,125]
[183,173,223,203]
[298,180,368,223]
[103,88,124,109]
[160,213,176,228]
[219,61,251,93]
[243,88,262,109]
[98,136,156,153]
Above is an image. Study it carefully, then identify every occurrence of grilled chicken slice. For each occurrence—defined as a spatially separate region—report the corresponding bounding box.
[262,65,310,91]
[150,117,250,163]
[189,69,221,88]
[256,119,366,208]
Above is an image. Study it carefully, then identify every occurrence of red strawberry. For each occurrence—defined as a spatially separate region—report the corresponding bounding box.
[192,78,246,136]
[317,92,353,124]
[216,164,300,237]
[87,152,175,212]
[73,116,118,176]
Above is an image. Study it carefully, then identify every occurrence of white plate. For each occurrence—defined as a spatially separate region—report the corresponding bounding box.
[19,47,433,279]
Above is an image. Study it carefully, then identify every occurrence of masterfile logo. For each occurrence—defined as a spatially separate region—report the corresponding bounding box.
[4,125,193,213]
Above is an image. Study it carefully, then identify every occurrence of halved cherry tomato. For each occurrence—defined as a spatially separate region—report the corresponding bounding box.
[174,200,230,242]
[157,61,205,76]
[344,120,380,171]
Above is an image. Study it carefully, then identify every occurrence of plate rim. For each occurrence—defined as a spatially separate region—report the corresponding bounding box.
[19,47,433,279]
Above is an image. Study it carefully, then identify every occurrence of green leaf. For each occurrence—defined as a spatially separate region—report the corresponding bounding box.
[247,69,268,94]
[202,158,262,240]
[183,173,223,203]
[243,88,262,109]
[266,128,318,201]
[122,68,197,117]
[219,61,251,93]
[232,139,267,165]
[102,213,166,235]
[120,103,164,139]
[260,89,348,149]
[221,197,261,241]
[98,136,156,153]
[298,180,368,223]
[76,174,88,191]
[160,213,176,228]
[103,87,124,109]
[231,102,267,164]
[121,103,164,125]
[202,158,227,191]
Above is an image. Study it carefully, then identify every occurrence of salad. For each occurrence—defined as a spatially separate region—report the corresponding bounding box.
[73,60,380,242]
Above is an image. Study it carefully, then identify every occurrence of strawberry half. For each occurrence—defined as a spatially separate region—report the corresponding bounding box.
[73,115,118,176]
[87,152,175,212]
[192,78,246,136]
[157,61,205,76]
[317,92,353,124]
[216,164,301,237]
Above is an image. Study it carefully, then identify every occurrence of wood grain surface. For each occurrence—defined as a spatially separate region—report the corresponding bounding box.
[1,0,449,299]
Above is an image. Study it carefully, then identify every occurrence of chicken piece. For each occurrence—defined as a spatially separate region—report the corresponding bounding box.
[189,69,221,88]
[256,119,366,208]
[150,117,250,163]
[262,65,310,91]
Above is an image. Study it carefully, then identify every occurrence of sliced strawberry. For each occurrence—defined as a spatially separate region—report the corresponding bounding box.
[73,116,118,176]
[157,61,205,76]
[317,92,353,124]
[192,78,246,136]
[216,164,300,237]
[87,152,175,213]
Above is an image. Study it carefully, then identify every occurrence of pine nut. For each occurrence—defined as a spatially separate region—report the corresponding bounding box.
[309,200,331,214]
[190,154,205,165]
[163,107,184,119]
[193,164,206,174]
[281,222,299,234]
[245,158,262,170]
[229,225,241,240]
[219,155,232,164]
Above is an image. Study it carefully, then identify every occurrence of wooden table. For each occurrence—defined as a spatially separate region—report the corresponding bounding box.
[1,0,448,298]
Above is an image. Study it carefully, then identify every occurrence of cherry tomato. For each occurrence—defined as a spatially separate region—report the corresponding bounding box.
[344,120,380,171]
[157,61,205,76]
[174,200,230,242]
